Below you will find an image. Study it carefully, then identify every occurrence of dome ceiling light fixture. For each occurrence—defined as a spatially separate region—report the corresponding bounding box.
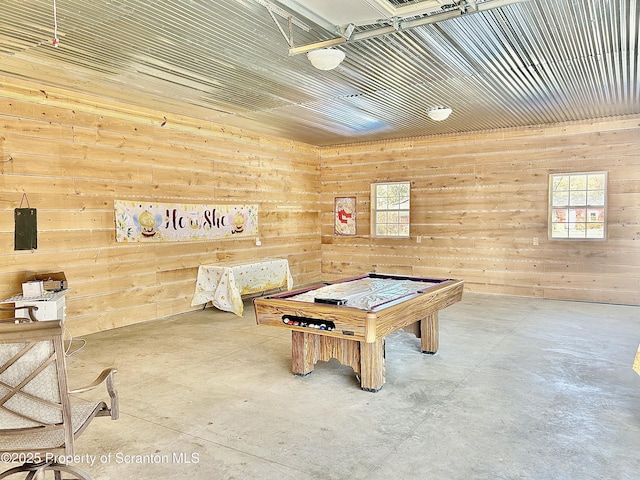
[306,48,345,70]
[427,106,453,121]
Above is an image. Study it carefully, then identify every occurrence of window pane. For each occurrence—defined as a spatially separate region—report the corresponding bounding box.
[553,176,570,191]
[568,223,586,238]
[552,192,569,206]
[569,190,587,206]
[587,208,604,222]
[571,208,586,222]
[570,175,587,190]
[587,190,605,205]
[552,209,568,222]
[587,173,605,189]
[586,223,604,238]
[399,224,410,236]
[551,223,568,237]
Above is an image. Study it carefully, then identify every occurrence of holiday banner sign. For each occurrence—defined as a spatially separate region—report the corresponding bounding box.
[115,200,258,242]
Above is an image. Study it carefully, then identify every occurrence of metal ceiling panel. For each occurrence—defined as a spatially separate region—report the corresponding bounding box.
[0,0,638,146]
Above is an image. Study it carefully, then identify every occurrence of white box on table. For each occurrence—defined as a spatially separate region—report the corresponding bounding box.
[22,280,44,297]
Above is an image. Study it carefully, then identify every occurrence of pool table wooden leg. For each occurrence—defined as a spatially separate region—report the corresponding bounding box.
[291,331,385,391]
[420,312,439,354]
[359,338,385,392]
[291,330,318,376]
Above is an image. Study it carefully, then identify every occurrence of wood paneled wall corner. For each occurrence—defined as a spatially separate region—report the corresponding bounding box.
[1,77,322,336]
[319,115,640,306]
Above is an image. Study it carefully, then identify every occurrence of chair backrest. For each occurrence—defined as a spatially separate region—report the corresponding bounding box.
[0,304,38,322]
[0,320,74,456]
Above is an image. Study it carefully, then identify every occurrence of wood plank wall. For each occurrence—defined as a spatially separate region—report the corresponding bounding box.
[319,117,640,306]
[0,78,322,336]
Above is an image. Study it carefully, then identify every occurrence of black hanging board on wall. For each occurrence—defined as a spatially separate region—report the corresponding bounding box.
[15,193,37,250]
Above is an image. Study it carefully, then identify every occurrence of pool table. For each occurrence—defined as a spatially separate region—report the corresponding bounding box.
[253,273,464,392]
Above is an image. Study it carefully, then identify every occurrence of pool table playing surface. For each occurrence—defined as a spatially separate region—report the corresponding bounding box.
[253,273,464,391]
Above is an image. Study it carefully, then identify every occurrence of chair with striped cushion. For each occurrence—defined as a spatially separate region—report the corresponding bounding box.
[0,316,118,479]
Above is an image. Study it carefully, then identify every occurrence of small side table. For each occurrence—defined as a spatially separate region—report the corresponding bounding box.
[3,291,67,322]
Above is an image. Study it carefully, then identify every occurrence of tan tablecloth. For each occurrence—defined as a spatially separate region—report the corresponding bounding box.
[191,259,293,316]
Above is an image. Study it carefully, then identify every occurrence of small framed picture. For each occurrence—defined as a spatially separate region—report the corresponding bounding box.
[334,196,357,235]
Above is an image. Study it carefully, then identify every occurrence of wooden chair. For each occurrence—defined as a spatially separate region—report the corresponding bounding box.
[0,305,38,323]
[0,313,118,479]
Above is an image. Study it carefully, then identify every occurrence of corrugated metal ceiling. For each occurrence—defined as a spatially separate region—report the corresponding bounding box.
[0,0,638,146]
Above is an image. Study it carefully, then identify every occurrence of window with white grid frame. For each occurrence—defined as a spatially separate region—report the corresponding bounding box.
[549,171,607,239]
[371,181,410,238]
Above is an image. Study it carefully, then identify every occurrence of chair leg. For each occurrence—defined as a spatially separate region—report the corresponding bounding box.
[0,462,90,480]
[0,464,31,479]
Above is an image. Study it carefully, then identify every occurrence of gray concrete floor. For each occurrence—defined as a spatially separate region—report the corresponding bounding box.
[5,293,639,479]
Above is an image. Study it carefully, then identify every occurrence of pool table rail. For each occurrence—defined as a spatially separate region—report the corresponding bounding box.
[374,279,464,340]
[253,278,464,345]
[253,298,372,341]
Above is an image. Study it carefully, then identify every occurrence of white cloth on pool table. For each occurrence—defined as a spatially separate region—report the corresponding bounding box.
[290,277,438,310]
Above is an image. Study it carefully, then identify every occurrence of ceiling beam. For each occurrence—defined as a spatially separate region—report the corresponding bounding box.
[289,37,346,56]
[287,0,529,55]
